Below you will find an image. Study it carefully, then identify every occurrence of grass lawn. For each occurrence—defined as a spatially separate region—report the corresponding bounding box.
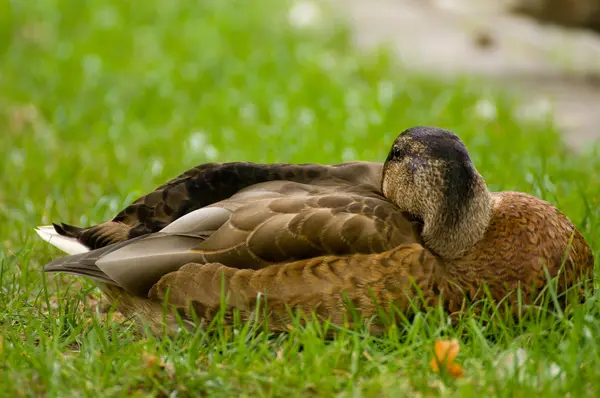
[1,0,599,396]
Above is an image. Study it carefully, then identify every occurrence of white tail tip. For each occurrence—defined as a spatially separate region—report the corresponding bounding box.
[35,225,90,255]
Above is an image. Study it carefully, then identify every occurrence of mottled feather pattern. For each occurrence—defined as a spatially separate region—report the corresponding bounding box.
[145,192,593,330]
[67,162,383,250]
[438,192,594,312]
[195,188,419,268]
[148,244,437,333]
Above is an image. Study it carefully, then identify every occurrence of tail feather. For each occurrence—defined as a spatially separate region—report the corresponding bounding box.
[53,222,84,238]
[44,261,119,286]
[35,225,90,255]
[37,221,212,296]
[36,223,147,285]
[42,238,146,286]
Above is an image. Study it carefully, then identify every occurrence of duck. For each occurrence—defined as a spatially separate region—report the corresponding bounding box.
[36,126,594,336]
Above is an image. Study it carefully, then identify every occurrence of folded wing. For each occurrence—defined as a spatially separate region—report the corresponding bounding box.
[43,177,421,298]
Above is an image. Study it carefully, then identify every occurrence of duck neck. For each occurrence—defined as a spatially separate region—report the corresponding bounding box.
[421,180,493,260]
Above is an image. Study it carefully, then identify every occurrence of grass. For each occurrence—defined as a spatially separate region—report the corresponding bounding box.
[1,0,599,396]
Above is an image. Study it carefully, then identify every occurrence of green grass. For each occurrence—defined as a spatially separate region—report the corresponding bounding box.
[1,0,599,396]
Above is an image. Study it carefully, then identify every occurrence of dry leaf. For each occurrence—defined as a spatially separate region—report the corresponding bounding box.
[142,352,159,369]
[276,347,285,361]
[142,351,176,379]
[430,339,464,379]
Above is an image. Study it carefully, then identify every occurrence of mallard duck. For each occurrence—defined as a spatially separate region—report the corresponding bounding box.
[37,126,594,335]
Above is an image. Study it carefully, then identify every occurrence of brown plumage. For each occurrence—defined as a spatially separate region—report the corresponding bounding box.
[37,126,594,336]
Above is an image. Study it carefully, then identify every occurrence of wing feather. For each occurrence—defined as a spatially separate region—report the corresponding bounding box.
[148,244,438,333]
[41,180,421,299]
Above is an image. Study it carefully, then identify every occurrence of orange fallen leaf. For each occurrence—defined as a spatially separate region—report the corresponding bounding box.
[142,352,159,369]
[430,339,464,379]
[141,351,176,379]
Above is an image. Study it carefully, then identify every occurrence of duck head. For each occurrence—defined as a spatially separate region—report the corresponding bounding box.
[382,126,493,259]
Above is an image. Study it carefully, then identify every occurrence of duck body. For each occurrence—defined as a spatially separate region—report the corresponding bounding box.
[37,127,594,335]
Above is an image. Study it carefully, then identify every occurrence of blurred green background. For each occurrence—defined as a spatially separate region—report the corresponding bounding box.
[1,0,599,396]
